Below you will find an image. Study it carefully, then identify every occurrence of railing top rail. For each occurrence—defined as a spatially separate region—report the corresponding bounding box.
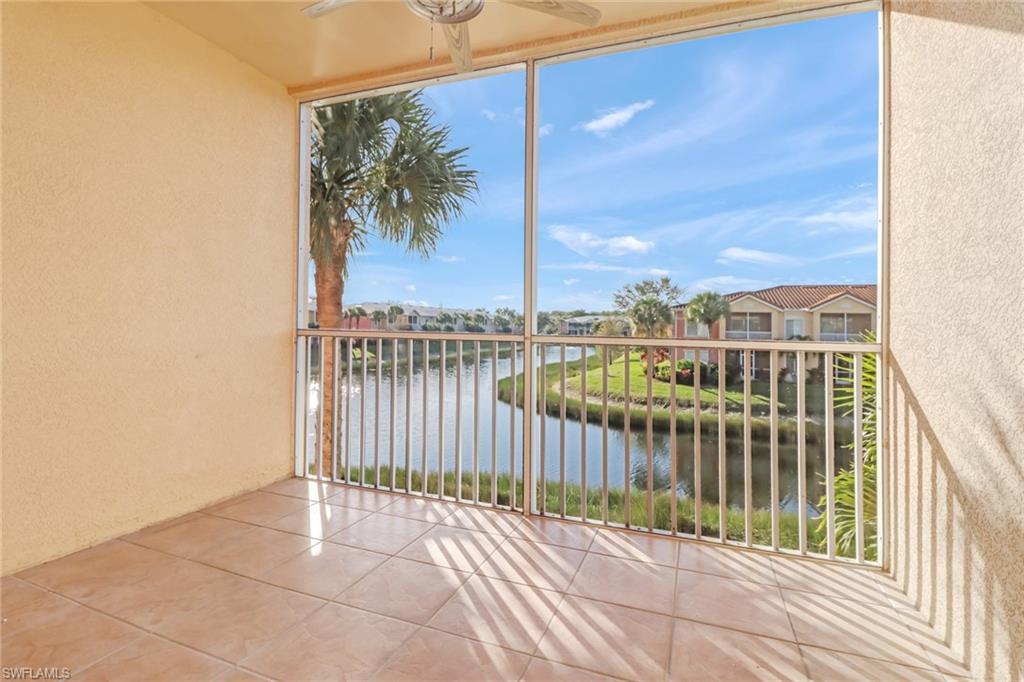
[297,328,880,353]
[297,328,526,343]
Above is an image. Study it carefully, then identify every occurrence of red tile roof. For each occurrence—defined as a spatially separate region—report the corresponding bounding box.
[718,284,876,310]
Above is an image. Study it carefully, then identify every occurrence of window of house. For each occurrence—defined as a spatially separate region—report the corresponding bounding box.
[785,317,805,338]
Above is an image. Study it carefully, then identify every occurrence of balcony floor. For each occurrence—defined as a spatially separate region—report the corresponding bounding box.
[4,479,967,681]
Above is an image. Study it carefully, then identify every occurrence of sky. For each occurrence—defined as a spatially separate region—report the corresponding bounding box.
[334,10,879,313]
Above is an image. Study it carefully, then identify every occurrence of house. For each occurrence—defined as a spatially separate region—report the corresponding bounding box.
[674,285,877,376]
[674,285,877,342]
[558,314,629,336]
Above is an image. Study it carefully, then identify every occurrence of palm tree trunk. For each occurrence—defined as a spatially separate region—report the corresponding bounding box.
[312,233,349,480]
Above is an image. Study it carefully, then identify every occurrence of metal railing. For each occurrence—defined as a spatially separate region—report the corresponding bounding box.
[296,329,881,563]
[725,330,773,340]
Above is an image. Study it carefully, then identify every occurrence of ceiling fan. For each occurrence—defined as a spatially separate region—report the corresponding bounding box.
[302,0,602,73]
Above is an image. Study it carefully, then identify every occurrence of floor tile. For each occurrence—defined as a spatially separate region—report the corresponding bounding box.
[17,541,168,603]
[568,553,676,614]
[590,528,680,566]
[265,502,371,539]
[328,512,434,554]
[382,496,458,523]
[668,619,806,681]
[0,601,143,674]
[336,556,470,624]
[193,525,317,578]
[151,579,324,663]
[372,628,530,681]
[259,542,387,599]
[125,513,258,559]
[782,589,935,669]
[478,537,586,592]
[441,505,523,536]
[262,477,346,501]
[677,542,778,585]
[241,602,418,680]
[770,556,887,604]
[427,575,563,653]
[0,577,80,638]
[800,645,943,681]
[90,556,248,631]
[206,492,314,526]
[675,570,794,641]
[535,595,674,681]
[397,525,502,572]
[512,517,597,551]
[324,486,399,512]
[75,634,231,681]
[522,658,619,681]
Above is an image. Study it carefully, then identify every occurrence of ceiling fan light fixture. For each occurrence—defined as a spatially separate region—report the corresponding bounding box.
[405,0,485,24]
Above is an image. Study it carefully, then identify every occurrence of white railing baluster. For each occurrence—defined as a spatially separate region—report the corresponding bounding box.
[422,338,429,496]
[510,342,517,510]
[360,338,367,486]
[693,348,701,539]
[345,338,353,483]
[646,345,655,531]
[854,352,865,563]
[455,340,463,502]
[406,338,413,492]
[670,347,678,535]
[375,338,382,488]
[601,347,609,524]
[770,349,780,551]
[624,347,631,528]
[743,349,753,547]
[797,350,808,554]
[580,344,588,522]
[825,350,836,558]
[332,337,340,483]
[390,339,397,490]
[438,340,446,499]
[491,340,498,507]
[473,341,480,504]
[559,344,567,517]
[718,349,726,543]
[539,343,547,514]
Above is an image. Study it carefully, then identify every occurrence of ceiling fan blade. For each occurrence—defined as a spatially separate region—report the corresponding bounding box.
[504,0,601,27]
[302,0,361,19]
[443,22,473,73]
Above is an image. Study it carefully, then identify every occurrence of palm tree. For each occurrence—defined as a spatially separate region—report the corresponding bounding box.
[387,304,404,329]
[630,296,673,338]
[371,309,387,329]
[309,91,477,475]
[685,291,731,335]
[348,305,367,328]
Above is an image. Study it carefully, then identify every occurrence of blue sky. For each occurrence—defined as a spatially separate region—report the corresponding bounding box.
[338,11,879,313]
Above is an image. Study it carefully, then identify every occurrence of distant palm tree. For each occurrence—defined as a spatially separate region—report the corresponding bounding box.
[387,304,404,329]
[594,318,632,337]
[630,296,673,338]
[685,291,731,335]
[371,310,387,329]
[348,306,367,329]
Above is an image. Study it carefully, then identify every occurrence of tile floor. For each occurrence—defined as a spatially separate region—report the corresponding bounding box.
[2,478,969,681]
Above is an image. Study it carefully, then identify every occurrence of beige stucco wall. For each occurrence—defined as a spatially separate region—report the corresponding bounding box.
[1,3,297,573]
[886,2,1024,679]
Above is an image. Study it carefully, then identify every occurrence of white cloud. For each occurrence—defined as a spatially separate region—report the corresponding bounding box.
[404,284,417,292]
[819,242,876,260]
[581,99,655,137]
[493,294,514,301]
[480,108,497,121]
[549,225,654,257]
[541,261,671,276]
[715,247,798,267]
[689,275,773,293]
[562,278,580,286]
[804,195,877,233]
[437,255,464,263]
[539,123,554,137]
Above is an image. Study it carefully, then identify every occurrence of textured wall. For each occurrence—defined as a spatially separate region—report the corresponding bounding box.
[2,3,297,573]
[886,2,1024,679]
